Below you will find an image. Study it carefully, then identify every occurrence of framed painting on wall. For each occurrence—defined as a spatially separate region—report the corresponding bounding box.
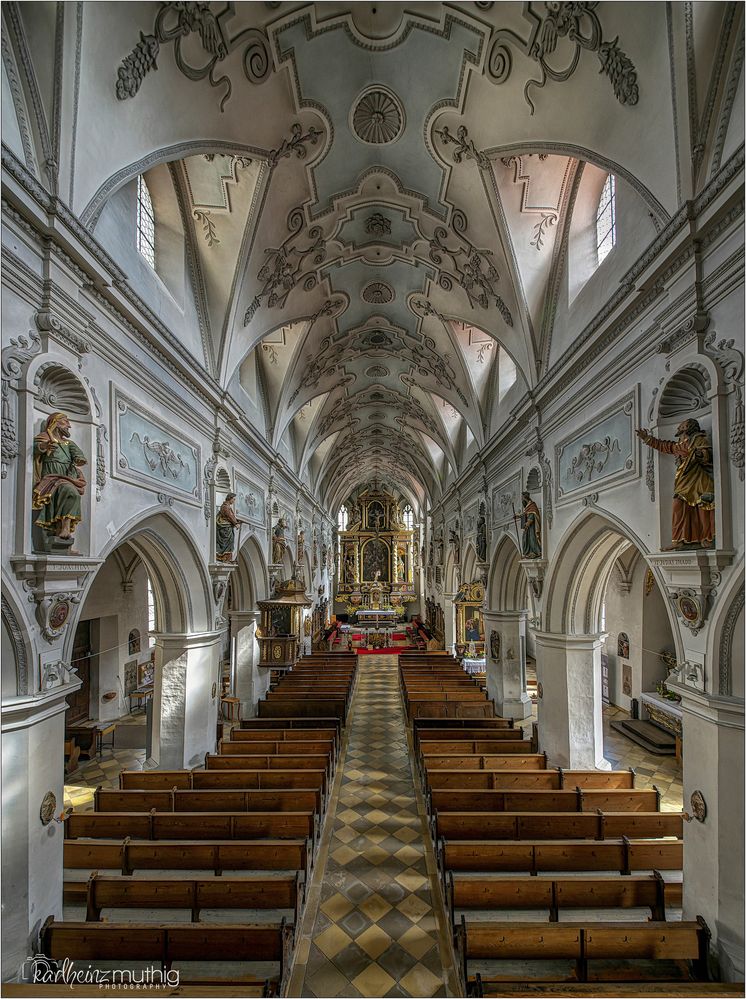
[124,660,138,696]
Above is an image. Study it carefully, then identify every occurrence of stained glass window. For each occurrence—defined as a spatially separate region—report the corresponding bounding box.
[136,175,156,268]
[596,173,616,263]
[337,506,348,531]
[403,505,414,530]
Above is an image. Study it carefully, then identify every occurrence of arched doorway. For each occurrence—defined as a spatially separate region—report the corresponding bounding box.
[70,509,216,770]
[228,533,270,718]
[539,509,680,770]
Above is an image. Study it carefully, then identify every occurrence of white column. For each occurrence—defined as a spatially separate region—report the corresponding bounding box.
[1,684,77,980]
[533,631,609,769]
[677,690,744,980]
[230,611,267,719]
[150,631,222,769]
[483,609,532,720]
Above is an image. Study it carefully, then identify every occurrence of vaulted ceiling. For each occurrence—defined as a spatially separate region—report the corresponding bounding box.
[5,1,741,512]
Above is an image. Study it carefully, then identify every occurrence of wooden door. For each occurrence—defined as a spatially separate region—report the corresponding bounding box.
[67,620,92,723]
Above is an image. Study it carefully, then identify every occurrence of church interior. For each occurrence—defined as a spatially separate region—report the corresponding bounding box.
[1,1,744,996]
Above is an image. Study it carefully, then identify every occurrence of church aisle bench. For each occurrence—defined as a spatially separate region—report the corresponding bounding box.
[205,754,332,778]
[65,810,317,843]
[424,769,635,790]
[119,768,328,795]
[429,788,660,813]
[257,699,347,723]
[472,983,742,997]
[438,838,683,876]
[80,871,303,924]
[414,719,515,733]
[433,810,683,842]
[446,871,679,924]
[94,787,322,815]
[455,917,710,990]
[39,917,293,992]
[217,739,336,758]
[64,837,310,877]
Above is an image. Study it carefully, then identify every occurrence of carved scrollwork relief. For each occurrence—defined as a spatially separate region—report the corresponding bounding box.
[486,3,639,115]
[115,3,272,112]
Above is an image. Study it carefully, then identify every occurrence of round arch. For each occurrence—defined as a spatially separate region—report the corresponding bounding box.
[68,507,213,659]
[1,582,33,698]
[232,532,270,611]
[487,533,528,612]
[543,508,683,658]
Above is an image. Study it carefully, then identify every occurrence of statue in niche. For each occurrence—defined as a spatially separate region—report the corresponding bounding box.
[343,548,356,584]
[428,539,433,566]
[297,528,305,562]
[216,493,243,563]
[272,515,289,563]
[476,507,487,562]
[449,527,460,564]
[636,419,715,548]
[397,547,406,580]
[436,536,444,564]
[514,491,542,559]
[32,412,88,547]
[490,629,500,662]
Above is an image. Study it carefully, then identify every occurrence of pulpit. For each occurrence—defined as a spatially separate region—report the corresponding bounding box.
[256,577,312,669]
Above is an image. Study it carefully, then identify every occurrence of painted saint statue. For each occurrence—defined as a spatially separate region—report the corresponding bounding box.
[636,419,715,548]
[216,493,243,563]
[272,516,289,563]
[32,412,87,543]
[515,491,542,559]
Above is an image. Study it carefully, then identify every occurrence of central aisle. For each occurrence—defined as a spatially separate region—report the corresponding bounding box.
[290,655,458,998]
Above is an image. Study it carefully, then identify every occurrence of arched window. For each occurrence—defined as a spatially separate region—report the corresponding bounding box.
[337,506,348,531]
[136,175,156,269]
[595,173,616,264]
[146,576,156,648]
[403,504,414,530]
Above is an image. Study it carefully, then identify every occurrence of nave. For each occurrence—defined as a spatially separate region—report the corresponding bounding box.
[35,650,735,998]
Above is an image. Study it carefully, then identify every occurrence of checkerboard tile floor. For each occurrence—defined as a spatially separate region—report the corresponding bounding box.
[64,713,146,812]
[292,656,456,998]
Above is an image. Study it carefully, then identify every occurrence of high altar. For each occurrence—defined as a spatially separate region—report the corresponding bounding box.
[336,485,416,619]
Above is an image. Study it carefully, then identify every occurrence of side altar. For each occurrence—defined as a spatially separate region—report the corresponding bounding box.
[336,484,416,619]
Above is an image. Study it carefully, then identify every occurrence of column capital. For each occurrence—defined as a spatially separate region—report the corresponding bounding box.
[229,610,261,628]
[483,608,529,624]
[152,630,223,650]
[533,630,606,651]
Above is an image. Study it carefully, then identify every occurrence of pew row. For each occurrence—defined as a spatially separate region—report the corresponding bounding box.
[39,916,293,993]
[65,810,317,844]
[437,838,683,877]
[433,810,683,842]
[94,787,322,814]
[455,916,710,991]
[446,870,681,925]
[64,838,310,879]
[74,871,303,925]
[429,788,661,813]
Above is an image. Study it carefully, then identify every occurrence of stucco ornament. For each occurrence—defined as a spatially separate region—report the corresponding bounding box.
[352,88,404,144]
[487,2,639,114]
[115,3,272,112]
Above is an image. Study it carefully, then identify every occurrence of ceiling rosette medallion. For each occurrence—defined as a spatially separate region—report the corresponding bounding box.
[351,87,405,145]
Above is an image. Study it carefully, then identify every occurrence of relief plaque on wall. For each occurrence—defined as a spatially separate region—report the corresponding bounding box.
[112,389,201,504]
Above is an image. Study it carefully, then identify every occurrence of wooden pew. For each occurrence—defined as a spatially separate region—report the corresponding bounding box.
[204,754,332,775]
[429,788,660,813]
[473,983,743,997]
[94,787,322,815]
[410,701,497,720]
[454,916,710,989]
[40,916,293,991]
[80,871,303,924]
[64,837,310,878]
[65,810,317,843]
[438,838,683,876]
[433,810,684,842]
[446,870,677,924]
[257,699,346,722]
[218,739,336,757]
[119,769,328,795]
[423,769,635,790]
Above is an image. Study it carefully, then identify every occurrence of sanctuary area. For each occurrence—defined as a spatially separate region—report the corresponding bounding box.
[1,2,744,997]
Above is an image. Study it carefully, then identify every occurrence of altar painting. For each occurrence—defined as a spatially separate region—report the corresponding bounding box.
[362,538,390,581]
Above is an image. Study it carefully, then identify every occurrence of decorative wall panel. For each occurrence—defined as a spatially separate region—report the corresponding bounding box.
[235,472,265,527]
[555,389,638,503]
[491,471,523,528]
[112,389,201,504]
